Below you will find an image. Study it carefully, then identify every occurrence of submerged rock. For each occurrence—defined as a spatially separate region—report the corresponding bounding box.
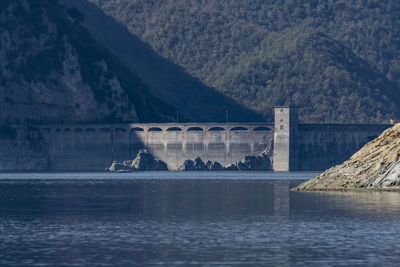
[106,149,168,172]
[293,123,400,191]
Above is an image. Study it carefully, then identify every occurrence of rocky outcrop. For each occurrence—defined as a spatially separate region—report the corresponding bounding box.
[178,154,272,171]
[206,160,224,171]
[107,150,168,172]
[236,155,271,171]
[293,123,400,191]
[131,150,168,171]
[107,162,132,172]
[179,157,208,171]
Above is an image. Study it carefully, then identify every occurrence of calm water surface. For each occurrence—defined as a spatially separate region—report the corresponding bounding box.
[1,172,400,266]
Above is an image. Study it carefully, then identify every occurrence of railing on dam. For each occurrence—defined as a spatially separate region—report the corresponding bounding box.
[36,122,275,133]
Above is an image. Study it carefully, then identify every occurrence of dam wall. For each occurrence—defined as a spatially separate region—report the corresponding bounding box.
[34,123,274,171]
[272,107,392,171]
[12,108,393,172]
[295,123,391,170]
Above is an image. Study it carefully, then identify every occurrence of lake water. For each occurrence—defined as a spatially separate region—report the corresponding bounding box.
[1,172,400,266]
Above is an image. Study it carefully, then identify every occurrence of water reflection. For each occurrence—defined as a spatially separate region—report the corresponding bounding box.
[311,191,400,217]
[274,180,290,216]
[0,173,400,266]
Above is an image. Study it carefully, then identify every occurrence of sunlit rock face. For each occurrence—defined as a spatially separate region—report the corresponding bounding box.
[293,123,400,191]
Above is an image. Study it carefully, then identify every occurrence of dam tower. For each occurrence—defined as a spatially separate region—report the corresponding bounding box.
[273,107,298,171]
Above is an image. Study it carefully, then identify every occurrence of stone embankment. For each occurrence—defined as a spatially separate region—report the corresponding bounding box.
[293,123,400,191]
[107,149,168,172]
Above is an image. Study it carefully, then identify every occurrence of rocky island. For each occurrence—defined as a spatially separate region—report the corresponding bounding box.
[293,123,400,191]
[178,154,271,171]
[107,150,272,172]
[107,150,168,172]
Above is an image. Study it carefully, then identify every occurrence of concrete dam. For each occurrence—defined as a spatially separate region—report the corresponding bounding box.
[35,122,274,171]
[26,107,392,171]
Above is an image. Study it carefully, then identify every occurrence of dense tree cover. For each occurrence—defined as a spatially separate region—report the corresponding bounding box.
[91,0,400,123]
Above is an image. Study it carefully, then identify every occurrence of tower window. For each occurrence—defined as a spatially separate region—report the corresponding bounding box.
[280,125,284,130]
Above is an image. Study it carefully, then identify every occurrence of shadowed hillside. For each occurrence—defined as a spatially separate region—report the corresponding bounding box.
[61,0,263,122]
[0,0,180,124]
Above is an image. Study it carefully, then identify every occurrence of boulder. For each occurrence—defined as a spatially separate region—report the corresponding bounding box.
[107,149,168,172]
[237,155,271,171]
[122,160,133,166]
[224,163,238,171]
[106,161,135,172]
[194,157,207,170]
[153,159,168,171]
[178,154,271,171]
[180,159,195,171]
[230,154,272,171]
[205,160,212,170]
[237,161,250,171]
[131,149,168,171]
[179,157,208,171]
[206,160,224,171]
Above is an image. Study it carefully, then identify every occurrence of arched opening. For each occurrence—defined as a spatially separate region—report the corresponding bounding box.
[73,128,84,150]
[187,127,204,131]
[167,127,182,131]
[253,126,272,131]
[230,126,248,131]
[99,128,111,133]
[63,128,72,134]
[130,127,144,132]
[74,128,83,134]
[115,127,127,133]
[85,128,96,134]
[148,127,163,132]
[208,127,225,131]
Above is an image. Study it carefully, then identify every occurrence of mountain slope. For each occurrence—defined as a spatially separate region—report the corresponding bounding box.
[61,0,263,122]
[0,0,177,124]
[90,0,400,123]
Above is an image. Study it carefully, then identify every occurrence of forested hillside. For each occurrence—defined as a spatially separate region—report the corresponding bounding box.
[91,0,400,123]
